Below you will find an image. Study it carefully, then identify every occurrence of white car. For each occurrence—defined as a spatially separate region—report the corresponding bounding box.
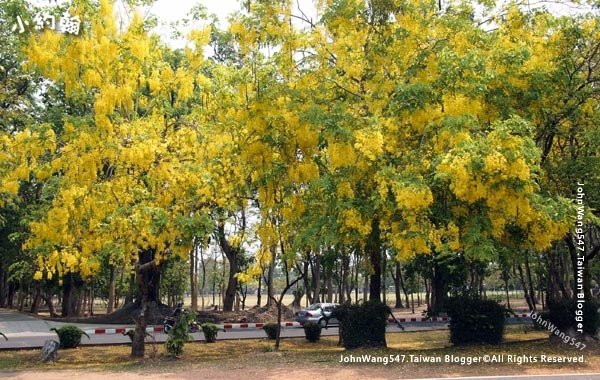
[294,303,340,327]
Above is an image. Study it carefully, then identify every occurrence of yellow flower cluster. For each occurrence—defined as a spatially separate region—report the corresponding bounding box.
[328,142,356,169]
[340,208,371,237]
[393,184,433,211]
[354,130,384,161]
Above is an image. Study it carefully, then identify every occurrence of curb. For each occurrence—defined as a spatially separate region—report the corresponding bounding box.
[82,314,532,335]
[387,313,531,324]
[84,322,303,335]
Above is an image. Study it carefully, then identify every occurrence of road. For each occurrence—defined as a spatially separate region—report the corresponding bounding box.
[412,375,600,380]
[0,308,532,349]
[0,322,451,349]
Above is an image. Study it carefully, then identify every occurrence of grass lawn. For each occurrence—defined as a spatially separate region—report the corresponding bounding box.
[0,326,598,379]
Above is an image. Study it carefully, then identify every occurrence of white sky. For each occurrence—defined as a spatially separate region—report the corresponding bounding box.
[143,0,242,47]
[150,0,242,26]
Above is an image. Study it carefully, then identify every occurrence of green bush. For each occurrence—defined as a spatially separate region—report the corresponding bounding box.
[201,323,219,343]
[446,296,506,346]
[303,321,322,343]
[262,323,280,340]
[50,325,90,349]
[546,299,599,336]
[332,301,389,349]
[165,311,196,357]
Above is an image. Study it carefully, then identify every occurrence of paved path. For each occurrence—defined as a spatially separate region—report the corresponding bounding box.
[0,308,456,349]
[0,308,531,349]
[413,375,600,380]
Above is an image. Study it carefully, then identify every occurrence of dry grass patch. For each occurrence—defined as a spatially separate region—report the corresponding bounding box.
[0,325,597,376]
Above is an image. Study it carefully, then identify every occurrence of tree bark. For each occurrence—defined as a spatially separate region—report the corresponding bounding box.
[390,261,403,308]
[312,253,321,304]
[61,274,83,317]
[503,269,511,310]
[430,263,448,315]
[107,266,116,314]
[190,244,198,312]
[0,266,6,308]
[524,251,537,306]
[367,218,382,302]
[266,245,275,306]
[131,248,161,358]
[217,224,238,312]
[302,256,312,304]
[399,264,410,308]
[517,264,535,311]
[30,286,41,314]
[257,275,262,307]
[325,269,333,303]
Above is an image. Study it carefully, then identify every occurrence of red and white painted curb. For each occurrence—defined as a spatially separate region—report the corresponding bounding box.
[83,322,302,336]
[387,313,530,324]
[83,314,531,336]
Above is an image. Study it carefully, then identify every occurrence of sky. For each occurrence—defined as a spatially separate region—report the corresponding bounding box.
[146,0,244,48]
[144,0,318,48]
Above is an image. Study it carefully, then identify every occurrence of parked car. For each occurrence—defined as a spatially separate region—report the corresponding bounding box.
[294,303,340,327]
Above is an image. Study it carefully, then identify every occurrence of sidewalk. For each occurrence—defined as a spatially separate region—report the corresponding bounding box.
[0,309,135,338]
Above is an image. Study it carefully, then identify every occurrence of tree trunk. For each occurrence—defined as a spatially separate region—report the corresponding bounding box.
[340,253,350,304]
[312,253,321,304]
[503,270,511,310]
[325,270,333,303]
[423,276,428,308]
[367,218,382,302]
[399,265,410,308]
[302,257,312,304]
[217,224,238,312]
[382,247,387,305]
[131,248,161,358]
[266,246,275,306]
[517,264,535,311]
[125,272,136,305]
[107,266,116,314]
[190,244,198,312]
[524,251,537,306]
[0,266,7,308]
[391,261,403,308]
[200,244,206,310]
[430,264,448,315]
[257,275,262,307]
[61,274,83,317]
[30,286,42,314]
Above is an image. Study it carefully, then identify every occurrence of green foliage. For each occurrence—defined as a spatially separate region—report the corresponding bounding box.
[160,258,189,304]
[262,323,280,340]
[302,321,322,343]
[333,301,389,349]
[164,311,196,357]
[546,299,599,336]
[50,325,90,349]
[200,323,219,343]
[446,297,506,346]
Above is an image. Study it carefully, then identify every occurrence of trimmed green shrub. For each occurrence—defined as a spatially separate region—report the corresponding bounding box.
[546,299,599,336]
[201,323,219,343]
[332,300,389,349]
[262,323,280,340]
[303,321,322,343]
[446,296,506,346]
[165,311,196,357]
[50,325,90,349]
